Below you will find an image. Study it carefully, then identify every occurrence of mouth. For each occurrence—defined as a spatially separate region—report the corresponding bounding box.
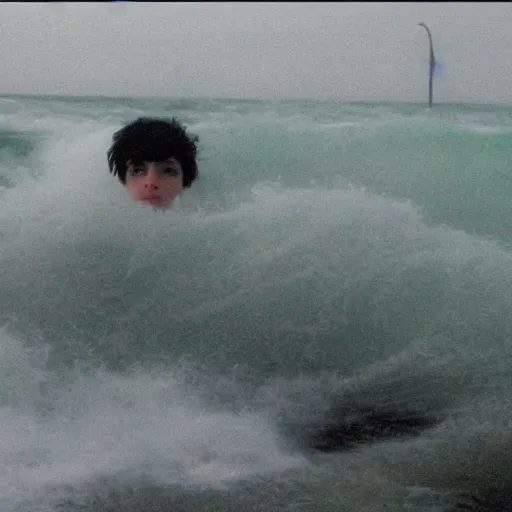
[141,196,163,205]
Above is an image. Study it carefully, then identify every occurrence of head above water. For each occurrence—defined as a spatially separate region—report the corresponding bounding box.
[107,117,199,208]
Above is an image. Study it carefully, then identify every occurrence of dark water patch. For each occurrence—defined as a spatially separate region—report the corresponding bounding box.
[451,488,512,511]
[308,404,439,453]
[0,128,42,158]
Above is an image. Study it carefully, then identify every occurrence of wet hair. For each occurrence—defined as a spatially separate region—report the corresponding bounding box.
[107,117,199,187]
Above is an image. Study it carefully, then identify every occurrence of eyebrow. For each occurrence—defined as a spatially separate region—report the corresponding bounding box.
[161,159,179,166]
[127,158,179,166]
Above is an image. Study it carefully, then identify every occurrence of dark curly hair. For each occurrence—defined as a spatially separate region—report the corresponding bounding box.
[107,117,199,187]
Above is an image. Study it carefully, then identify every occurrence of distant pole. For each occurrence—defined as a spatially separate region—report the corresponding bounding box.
[418,22,436,108]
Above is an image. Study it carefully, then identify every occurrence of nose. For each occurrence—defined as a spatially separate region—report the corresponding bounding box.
[143,165,160,190]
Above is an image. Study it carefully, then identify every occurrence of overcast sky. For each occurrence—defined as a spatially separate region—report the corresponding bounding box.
[1,2,511,104]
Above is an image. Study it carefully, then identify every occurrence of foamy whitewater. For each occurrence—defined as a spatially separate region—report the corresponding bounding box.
[1,95,512,511]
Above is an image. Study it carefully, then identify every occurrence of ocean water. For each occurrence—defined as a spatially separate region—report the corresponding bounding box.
[1,94,512,511]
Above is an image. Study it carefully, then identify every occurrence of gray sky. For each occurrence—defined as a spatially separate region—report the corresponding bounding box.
[1,2,512,104]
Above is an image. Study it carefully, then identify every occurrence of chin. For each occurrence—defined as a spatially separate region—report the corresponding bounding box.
[140,197,171,208]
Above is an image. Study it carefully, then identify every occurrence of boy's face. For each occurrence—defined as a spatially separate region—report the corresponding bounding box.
[124,157,184,208]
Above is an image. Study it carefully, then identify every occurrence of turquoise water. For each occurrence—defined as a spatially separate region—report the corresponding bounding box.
[1,94,512,511]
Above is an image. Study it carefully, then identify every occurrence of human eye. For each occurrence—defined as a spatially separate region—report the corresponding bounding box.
[128,166,145,177]
[162,167,180,177]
